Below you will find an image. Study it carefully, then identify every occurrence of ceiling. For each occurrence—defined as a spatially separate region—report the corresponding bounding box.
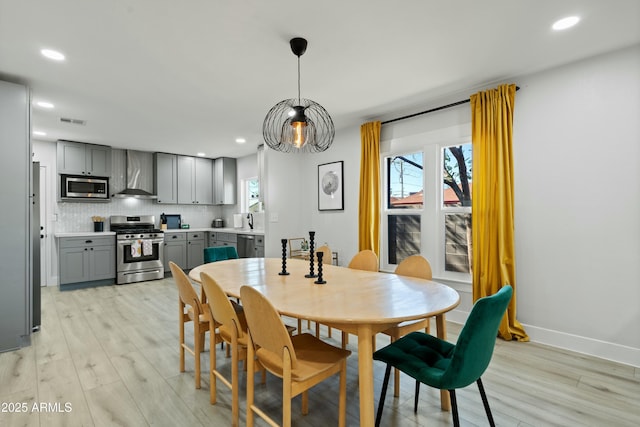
[1,0,639,159]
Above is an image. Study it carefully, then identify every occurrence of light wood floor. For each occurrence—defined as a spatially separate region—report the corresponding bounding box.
[1,278,638,426]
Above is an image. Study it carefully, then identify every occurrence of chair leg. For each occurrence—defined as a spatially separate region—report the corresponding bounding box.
[449,390,460,427]
[414,380,420,413]
[375,365,392,427]
[477,378,496,427]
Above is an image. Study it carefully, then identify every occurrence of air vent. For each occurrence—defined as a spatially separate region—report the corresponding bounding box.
[59,117,86,126]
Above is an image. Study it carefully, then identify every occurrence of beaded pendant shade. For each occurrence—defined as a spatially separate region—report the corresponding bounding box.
[262,38,335,153]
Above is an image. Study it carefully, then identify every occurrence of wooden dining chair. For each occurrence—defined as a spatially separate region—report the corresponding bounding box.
[169,261,220,389]
[240,285,352,427]
[374,286,513,427]
[380,254,433,396]
[347,249,379,271]
[240,286,351,427]
[200,273,264,427]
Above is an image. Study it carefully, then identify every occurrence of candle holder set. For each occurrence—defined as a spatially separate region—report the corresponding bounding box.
[279,231,326,284]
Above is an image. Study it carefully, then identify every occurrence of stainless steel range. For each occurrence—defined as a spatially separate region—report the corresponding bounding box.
[110,215,164,284]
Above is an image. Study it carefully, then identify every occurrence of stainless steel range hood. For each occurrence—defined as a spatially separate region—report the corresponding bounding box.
[113,150,157,199]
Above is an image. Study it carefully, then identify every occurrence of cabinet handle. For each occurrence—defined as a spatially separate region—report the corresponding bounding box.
[85,240,93,243]
[84,248,88,251]
[172,235,178,239]
[90,248,94,250]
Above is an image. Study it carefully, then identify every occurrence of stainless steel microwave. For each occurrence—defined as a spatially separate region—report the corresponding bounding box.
[60,175,109,200]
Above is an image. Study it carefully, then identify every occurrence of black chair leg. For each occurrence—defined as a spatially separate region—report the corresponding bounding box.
[477,378,496,427]
[375,365,392,427]
[449,390,460,427]
[414,380,420,412]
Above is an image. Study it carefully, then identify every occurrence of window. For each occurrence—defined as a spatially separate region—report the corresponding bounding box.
[442,144,472,274]
[381,142,472,281]
[242,177,261,213]
[386,153,423,265]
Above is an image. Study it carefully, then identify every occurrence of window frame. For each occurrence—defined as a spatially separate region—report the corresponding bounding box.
[380,138,472,284]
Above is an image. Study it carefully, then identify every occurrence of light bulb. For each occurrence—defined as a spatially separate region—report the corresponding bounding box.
[292,121,306,148]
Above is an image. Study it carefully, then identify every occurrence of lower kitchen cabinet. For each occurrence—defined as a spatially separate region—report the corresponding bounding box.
[164,232,187,271]
[164,231,205,271]
[59,236,116,285]
[208,231,238,251]
[187,232,205,269]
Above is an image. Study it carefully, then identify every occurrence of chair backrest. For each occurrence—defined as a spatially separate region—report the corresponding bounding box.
[442,285,513,389]
[316,245,332,265]
[201,272,244,339]
[394,254,432,280]
[169,261,202,312]
[348,249,379,271]
[240,286,298,368]
[204,246,239,263]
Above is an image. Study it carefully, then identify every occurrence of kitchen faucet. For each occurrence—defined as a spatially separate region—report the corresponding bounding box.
[247,213,254,230]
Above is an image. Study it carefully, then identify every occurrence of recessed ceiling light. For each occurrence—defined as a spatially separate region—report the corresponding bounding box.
[235,138,246,144]
[36,101,54,109]
[41,48,65,61]
[196,152,206,157]
[552,16,580,31]
[33,131,46,136]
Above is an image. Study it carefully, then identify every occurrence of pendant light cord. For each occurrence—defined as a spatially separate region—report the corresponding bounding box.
[297,56,301,104]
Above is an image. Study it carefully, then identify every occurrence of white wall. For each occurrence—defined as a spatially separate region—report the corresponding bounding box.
[513,45,640,365]
[263,129,361,264]
[265,44,640,366]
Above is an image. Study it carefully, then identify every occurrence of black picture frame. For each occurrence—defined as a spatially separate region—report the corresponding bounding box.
[318,161,344,211]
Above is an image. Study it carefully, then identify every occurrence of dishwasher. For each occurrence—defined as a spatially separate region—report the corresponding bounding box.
[237,234,254,258]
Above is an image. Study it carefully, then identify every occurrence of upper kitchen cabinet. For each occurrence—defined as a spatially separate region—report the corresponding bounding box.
[57,140,111,176]
[214,157,237,205]
[154,153,178,204]
[177,156,213,205]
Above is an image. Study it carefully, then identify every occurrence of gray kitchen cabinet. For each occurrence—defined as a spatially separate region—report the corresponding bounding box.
[214,157,237,205]
[177,156,213,205]
[164,232,187,270]
[208,232,237,250]
[58,236,116,285]
[187,232,205,269]
[154,152,178,204]
[57,140,111,176]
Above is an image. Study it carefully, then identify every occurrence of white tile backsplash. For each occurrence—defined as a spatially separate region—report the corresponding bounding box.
[54,198,222,232]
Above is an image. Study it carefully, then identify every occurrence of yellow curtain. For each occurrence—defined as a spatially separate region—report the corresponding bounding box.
[470,84,528,342]
[358,121,381,256]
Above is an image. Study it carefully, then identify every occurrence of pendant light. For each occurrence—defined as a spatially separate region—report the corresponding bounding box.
[263,37,335,153]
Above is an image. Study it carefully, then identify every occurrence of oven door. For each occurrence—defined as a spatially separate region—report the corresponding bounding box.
[117,237,164,272]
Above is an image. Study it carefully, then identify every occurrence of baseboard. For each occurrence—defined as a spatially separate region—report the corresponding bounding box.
[447,308,640,368]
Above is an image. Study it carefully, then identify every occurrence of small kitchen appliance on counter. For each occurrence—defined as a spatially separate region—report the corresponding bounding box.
[110,215,164,284]
[164,214,181,229]
[212,218,224,228]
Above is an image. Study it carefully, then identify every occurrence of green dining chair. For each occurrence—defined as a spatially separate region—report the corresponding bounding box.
[373,285,513,427]
[204,246,239,263]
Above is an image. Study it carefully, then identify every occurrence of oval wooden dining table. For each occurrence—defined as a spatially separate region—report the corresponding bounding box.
[189,257,460,427]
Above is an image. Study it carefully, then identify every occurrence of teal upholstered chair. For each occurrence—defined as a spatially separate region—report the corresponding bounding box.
[204,246,239,263]
[373,285,513,427]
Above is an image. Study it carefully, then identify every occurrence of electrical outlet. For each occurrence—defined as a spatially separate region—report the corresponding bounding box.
[270,212,279,222]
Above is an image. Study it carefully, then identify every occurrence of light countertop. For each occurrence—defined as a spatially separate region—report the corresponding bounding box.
[55,228,264,238]
[55,231,116,238]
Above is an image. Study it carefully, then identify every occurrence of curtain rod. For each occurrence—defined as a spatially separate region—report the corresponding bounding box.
[381,86,520,125]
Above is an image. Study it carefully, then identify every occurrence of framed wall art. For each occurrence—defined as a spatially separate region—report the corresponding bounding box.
[318,160,344,211]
